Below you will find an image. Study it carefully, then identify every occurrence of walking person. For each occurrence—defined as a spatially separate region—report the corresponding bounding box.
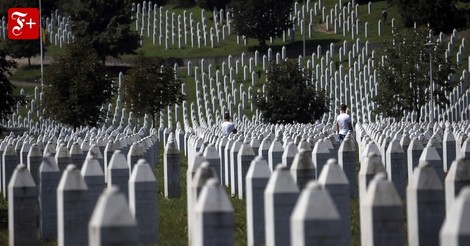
[221,112,237,136]
[336,104,353,141]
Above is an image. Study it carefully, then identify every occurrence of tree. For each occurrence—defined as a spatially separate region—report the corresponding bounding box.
[67,0,140,64]
[0,47,25,133]
[393,0,464,33]
[254,59,329,124]
[372,27,457,122]
[231,0,293,48]
[42,41,113,128]
[196,0,231,10]
[4,39,41,67]
[122,54,186,125]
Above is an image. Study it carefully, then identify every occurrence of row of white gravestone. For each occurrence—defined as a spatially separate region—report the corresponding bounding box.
[8,151,158,245]
[132,0,232,48]
[0,129,160,196]
[183,116,470,246]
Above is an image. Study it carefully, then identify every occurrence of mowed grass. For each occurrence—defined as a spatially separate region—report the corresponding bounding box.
[3,1,468,245]
[46,1,405,60]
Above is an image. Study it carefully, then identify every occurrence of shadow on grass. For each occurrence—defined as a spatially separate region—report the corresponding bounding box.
[248,38,342,57]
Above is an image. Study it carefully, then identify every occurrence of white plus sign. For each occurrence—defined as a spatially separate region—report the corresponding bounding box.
[26,18,36,29]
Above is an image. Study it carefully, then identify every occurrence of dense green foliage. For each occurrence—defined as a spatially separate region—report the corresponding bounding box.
[122,54,186,122]
[67,0,140,63]
[42,42,113,128]
[255,60,329,124]
[393,0,464,32]
[373,27,457,122]
[231,0,293,47]
[0,48,25,131]
[196,0,230,10]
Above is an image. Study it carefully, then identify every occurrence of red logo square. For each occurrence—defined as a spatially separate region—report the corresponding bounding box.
[8,8,40,40]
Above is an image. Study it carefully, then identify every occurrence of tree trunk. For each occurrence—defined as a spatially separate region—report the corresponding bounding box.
[28,57,31,67]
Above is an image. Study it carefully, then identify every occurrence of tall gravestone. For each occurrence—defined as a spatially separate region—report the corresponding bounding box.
[246,156,271,246]
[191,162,217,242]
[443,129,456,172]
[318,158,351,246]
[267,139,284,172]
[193,178,234,246]
[55,143,71,173]
[89,186,139,246]
[70,142,84,170]
[81,157,105,215]
[238,142,255,199]
[386,140,407,199]
[187,153,207,243]
[361,173,404,246]
[338,137,357,198]
[407,161,445,246]
[39,155,60,240]
[57,164,89,246]
[230,137,243,195]
[408,137,424,182]
[3,143,18,197]
[420,143,444,183]
[445,157,470,214]
[290,149,316,190]
[440,186,470,246]
[265,165,299,246]
[290,181,344,246]
[282,142,298,169]
[107,150,130,200]
[8,164,37,246]
[312,139,332,177]
[203,143,221,181]
[27,143,43,185]
[164,138,180,198]
[129,159,158,245]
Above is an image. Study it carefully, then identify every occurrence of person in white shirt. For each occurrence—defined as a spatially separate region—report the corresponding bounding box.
[336,104,353,141]
[221,112,236,136]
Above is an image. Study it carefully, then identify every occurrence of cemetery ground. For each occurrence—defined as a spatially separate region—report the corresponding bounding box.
[3,0,470,245]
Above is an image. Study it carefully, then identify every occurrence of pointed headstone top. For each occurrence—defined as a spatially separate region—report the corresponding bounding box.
[265,164,299,193]
[318,158,349,185]
[291,180,340,219]
[246,156,271,178]
[81,157,104,176]
[195,178,233,212]
[108,150,128,170]
[9,164,36,188]
[291,149,314,170]
[408,161,443,190]
[130,159,156,182]
[40,155,60,172]
[89,186,137,227]
[365,173,402,206]
[57,164,88,191]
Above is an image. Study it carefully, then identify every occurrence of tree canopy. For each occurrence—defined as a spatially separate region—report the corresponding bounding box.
[4,39,41,67]
[254,59,329,124]
[42,41,113,128]
[372,27,457,122]
[67,0,140,63]
[0,47,25,132]
[393,0,464,33]
[231,0,293,48]
[122,54,186,123]
[196,0,230,10]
